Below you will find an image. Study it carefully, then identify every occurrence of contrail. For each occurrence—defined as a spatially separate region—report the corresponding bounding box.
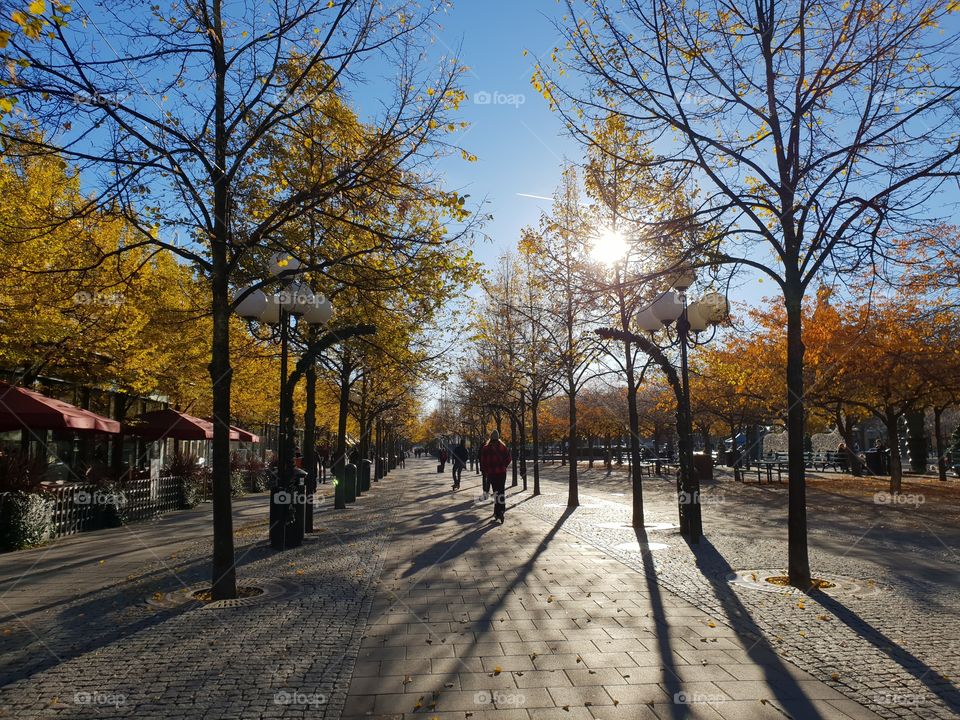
[516,193,552,201]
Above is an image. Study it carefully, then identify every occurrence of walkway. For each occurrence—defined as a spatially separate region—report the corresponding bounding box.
[0,460,928,718]
[0,493,269,619]
[343,460,881,719]
[524,462,959,720]
[0,478,399,718]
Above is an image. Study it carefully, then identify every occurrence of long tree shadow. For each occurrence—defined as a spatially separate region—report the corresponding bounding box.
[0,534,280,687]
[812,590,960,714]
[684,538,829,719]
[422,505,578,693]
[633,527,688,719]
[400,519,500,578]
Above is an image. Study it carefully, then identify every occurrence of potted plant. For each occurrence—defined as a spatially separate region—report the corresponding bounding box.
[229,452,247,497]
[0,452,53,551]
[246,455,270,492]
[165,451,206,509]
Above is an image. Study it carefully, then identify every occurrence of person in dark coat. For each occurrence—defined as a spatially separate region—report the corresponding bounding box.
[451,440,468,490]
[479,430,512,523]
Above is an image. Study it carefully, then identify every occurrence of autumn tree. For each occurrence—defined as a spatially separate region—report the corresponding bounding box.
[526,166,604,508]
[2,0,471,599]
[544,0,960,586]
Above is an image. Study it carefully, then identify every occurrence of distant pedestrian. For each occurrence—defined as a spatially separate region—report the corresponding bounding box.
[439,448,448,472]
[451,440,468,490]
[480,430,512,524]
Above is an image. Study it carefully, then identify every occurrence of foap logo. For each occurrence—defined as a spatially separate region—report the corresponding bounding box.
[472,491,492,505]
[274,690,327,706]
[474,690,525,706]
[273,491,317,506]
[674,691,726,705]
[873,491,925,507]
[473,90,525,108]
[678,490,726,505]
[73,290,124,306]
[72,90,132,108]
[874,692,927,707]
[74,690,126,708]
[73,490,126,506]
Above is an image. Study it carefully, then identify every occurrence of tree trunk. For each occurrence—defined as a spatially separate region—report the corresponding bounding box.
[109,393,128,477]
[834,408,863,476]
[531,398,541,495]
[935,406,947,482]
[208,1,236,600]
[303,362,317,532]
[519,391,528,490]
[567,380,579,508]
[785,285,811,588]
[905,409,928,474]
[209,250,237,600]
[886,407,903,494]
[334,355,351,506]
[588,434,594,469]
[510,413,519,487]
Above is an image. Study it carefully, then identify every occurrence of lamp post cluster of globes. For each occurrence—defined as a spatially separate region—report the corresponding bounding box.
[235,252,334,550]
[636,268,728,543]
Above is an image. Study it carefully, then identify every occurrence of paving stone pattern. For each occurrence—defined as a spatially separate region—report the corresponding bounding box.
[520,464,960,720]
[0,477,407,719]
[343,461,884,720]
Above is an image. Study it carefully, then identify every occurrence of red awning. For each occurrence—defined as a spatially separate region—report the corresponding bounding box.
[124,409,240,441]
[231,425,260,443]
[0,382,122,434]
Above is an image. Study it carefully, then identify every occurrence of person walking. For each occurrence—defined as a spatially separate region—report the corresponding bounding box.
[480,430,512,523]
[451,440,468,490]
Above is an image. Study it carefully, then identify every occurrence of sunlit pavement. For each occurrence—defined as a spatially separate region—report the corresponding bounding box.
[342,460,883,720]
[520,462,959,720]
[0,460,952,718]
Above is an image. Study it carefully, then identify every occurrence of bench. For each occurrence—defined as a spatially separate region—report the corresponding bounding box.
[812,451,846,472]
[754,459,786,484]
[766,451,846,472]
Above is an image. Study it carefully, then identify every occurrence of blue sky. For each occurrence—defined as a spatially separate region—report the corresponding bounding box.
[427,0,579,266]
[393,0,774,310]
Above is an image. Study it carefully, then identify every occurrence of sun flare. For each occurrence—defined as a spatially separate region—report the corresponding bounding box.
[589,228,629,265]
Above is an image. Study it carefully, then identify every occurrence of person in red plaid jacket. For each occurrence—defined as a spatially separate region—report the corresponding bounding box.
[479,430,512,523]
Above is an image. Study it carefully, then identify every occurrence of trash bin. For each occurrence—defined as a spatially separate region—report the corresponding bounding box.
[345,462,357,503]
[864,449,882,475]
[334,464,346,509]
[269,473,305,550]
[359,458,372,493]
[692,452,714,481]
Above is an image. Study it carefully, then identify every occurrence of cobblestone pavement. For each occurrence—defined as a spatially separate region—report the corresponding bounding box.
[0,476,406,718]
[0,493,270,619]
[518,462,960,720]
[343,460,882,720]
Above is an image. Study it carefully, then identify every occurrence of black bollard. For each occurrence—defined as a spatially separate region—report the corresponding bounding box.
[334,466,346,509]
[345,463,357,503]
[360,458,372,492]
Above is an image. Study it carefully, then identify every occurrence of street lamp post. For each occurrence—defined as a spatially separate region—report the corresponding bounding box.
[641,270,727,544]
[235,252,333,550]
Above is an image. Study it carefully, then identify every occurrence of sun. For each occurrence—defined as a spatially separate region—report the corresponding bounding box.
[589,227,629,265]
